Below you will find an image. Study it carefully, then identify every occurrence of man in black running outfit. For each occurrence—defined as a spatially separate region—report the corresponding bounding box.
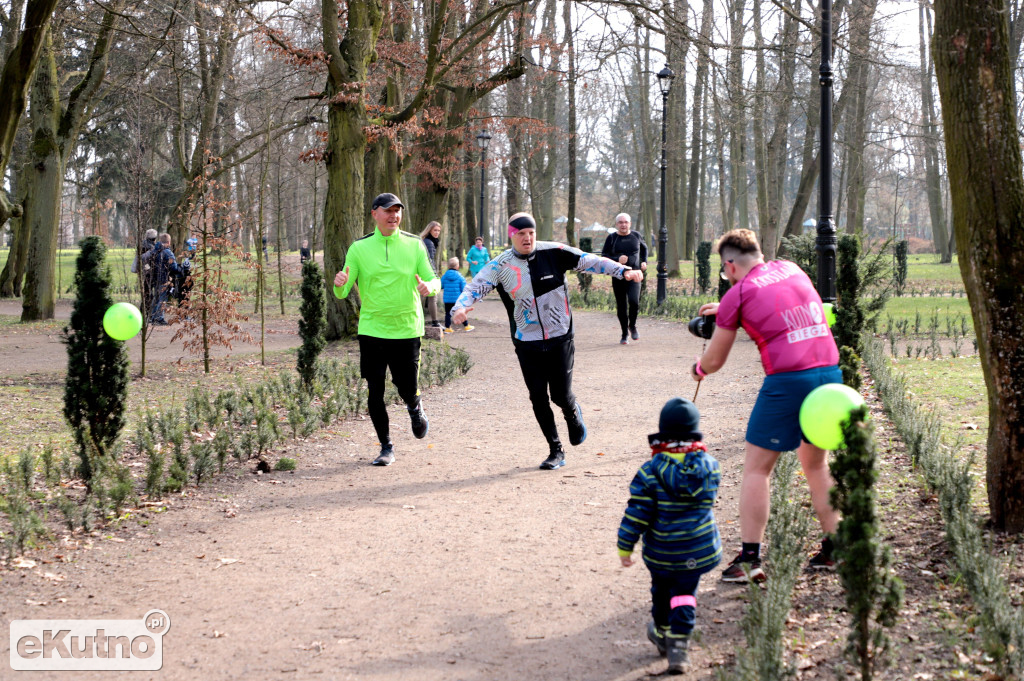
[601,213,647,344]
[452,212,644,470]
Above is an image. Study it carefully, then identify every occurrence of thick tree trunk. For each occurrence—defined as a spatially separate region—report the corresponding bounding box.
[21,4,119,320]
[321,0,383,339]
[0,0,62,227]
[20,38,61,321]
[933,0,1024,532]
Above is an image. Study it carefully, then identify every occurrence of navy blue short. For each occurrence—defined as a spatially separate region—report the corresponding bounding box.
[746,365,843,452]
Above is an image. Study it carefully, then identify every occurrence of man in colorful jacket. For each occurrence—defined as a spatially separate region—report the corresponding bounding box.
[333,193,441,466]
[451,212,643,470]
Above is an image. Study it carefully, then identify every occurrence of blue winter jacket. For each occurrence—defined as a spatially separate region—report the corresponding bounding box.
[440,268,467,304]
[617,447,722,574]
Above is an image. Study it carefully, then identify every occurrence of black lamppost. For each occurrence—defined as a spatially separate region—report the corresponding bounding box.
[815,0,837,303]
[656,64,674,306]
[476,130,491,245]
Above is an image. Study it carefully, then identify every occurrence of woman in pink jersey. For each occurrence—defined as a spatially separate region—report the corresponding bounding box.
[690,229,841,584]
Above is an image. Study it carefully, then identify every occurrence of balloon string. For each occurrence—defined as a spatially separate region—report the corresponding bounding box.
[693,339,708,403]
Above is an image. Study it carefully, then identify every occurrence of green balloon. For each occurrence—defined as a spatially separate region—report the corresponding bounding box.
[822,302,836,328]
[799,383,865,450]
[103,302,143,341]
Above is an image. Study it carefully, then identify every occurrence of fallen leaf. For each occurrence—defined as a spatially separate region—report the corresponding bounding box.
[402,505,415,509]
[963,423,978,430]
[216,558,241,567]
[42,572,65,582]
[12,558,36,569]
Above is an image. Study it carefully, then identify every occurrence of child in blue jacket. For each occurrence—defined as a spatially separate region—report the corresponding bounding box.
[617,397,721,675]
[441,257,473,333]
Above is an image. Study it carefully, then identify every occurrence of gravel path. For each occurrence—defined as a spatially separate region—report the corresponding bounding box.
[1,297,777,680]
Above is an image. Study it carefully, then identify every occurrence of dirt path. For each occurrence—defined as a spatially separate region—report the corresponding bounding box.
[0,299,789,679]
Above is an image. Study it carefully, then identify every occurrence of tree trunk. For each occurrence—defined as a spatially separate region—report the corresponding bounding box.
[22,4,119,320]
[684,0,713,260]
[564,0,577,248]
[727,0,748,233]
[20,35,61,321]
[933,0,1024,532]
[0,0,62,227]
[0,170,28,297]
[321,0,383,339]
[842,0,878,235]
[920,0,951,262]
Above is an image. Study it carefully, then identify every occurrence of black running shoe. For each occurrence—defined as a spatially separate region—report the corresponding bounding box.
[629,326,639,341]
[807,548,836,571]
[409,402,429,439]
[565,402,587,446]
[539,444,566,470]
[721,552,766,584]
[620,334,629,345]
[372,444,395,466]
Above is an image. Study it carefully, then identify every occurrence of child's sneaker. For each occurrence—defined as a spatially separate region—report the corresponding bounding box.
[464,325,475,332]
[646,621,667,656]
[665,636,689,674]
[443,327,454,333]
[721,552,766,584]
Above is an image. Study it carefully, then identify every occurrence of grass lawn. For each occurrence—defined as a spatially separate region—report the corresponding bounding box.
[1,246,310,304]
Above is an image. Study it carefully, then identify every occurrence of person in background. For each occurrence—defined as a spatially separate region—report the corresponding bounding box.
[131,228,159,319]
[150,233,179,326]
[466,236,490,278]
[440,257,472,333]
[300,239,312,264]
[419,221,443,328]
[601,213,647,345]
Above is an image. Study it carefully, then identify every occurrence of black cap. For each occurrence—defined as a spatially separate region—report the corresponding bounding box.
[648,397,703,443]
[372,193,404,210]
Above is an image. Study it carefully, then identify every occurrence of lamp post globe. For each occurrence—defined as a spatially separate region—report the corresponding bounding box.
[656,65,674,306]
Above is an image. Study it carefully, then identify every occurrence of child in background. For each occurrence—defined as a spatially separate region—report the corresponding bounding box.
[617,397,721,675]
[441,257,473,333]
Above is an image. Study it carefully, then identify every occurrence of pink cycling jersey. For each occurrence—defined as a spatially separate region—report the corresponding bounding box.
[716,260,839,375]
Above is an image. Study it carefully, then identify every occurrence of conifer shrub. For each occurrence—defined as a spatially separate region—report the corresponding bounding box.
[830,405,903,680]
[893,240,908,296]
[62,236,130,486]
[697,241,713,293]
[298,262,328,390]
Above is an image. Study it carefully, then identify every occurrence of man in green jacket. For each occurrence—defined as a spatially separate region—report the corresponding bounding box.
[334,193,441,466]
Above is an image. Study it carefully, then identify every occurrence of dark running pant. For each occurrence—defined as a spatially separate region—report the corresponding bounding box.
[443,302,467,329]
[358,336,421,444]
[650,570,701,639]
[514,337,577,447]
[612,277,641,335]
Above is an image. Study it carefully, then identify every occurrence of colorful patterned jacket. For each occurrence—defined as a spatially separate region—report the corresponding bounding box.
[452,242,627,344]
